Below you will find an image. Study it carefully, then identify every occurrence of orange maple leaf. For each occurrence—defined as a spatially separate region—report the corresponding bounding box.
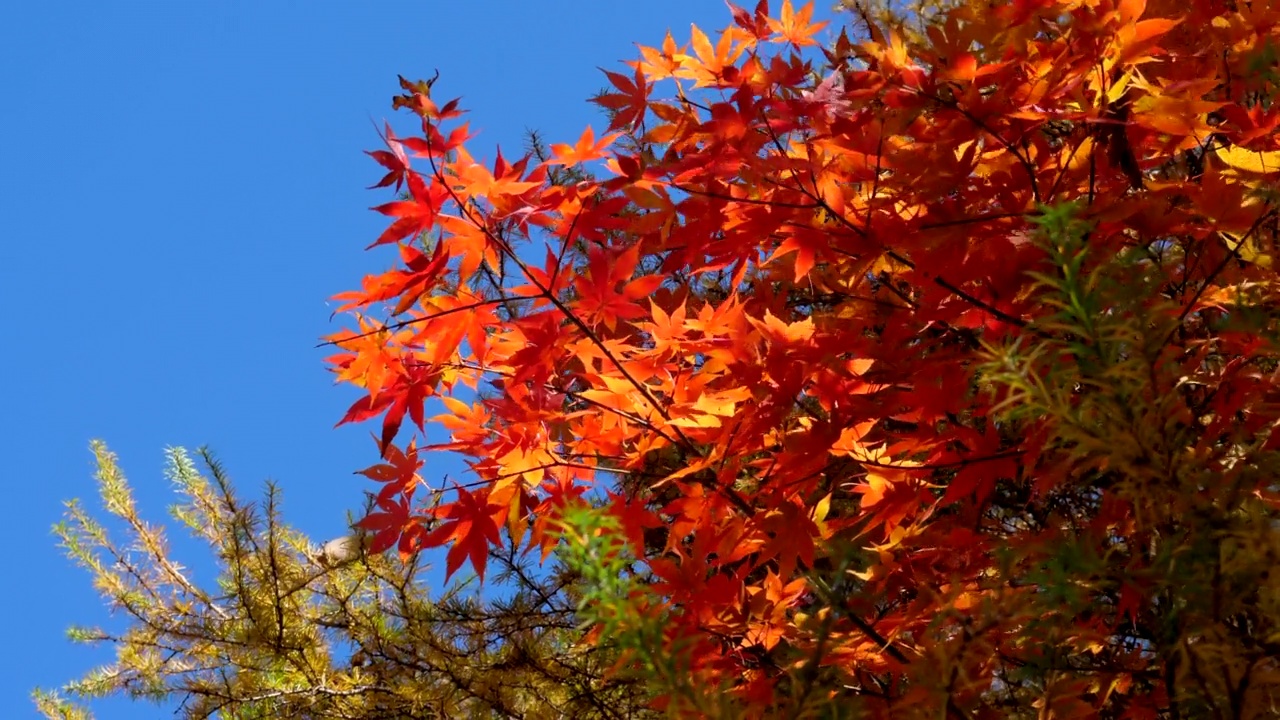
[549,126,619,167]
[766,0,827,47]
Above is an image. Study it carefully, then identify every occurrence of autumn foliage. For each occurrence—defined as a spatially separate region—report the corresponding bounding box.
[327,0,1280,716]
[37,444,647,720]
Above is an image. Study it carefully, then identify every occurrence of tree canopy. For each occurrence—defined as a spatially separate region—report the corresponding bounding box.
[326,0,1280,715]
[44,0,1280,717]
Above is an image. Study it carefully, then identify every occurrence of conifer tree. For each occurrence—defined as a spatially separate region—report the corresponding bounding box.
[35,442,652,719]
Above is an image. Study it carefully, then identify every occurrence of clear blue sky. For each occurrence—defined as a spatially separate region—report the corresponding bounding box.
[1,2,834,717]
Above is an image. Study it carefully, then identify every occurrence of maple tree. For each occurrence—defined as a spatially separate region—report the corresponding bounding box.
[324,0,1280,716]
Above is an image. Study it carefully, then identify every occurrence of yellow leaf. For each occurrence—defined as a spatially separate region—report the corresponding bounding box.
[868,253,912,275]
[1065,137,1094,171]
[1215,144,1280,174]
[1221,231,1273,268]
[692,392,740,417]
[668,413,723,428]
[1106,71,1133,105]
[811,493,832,537]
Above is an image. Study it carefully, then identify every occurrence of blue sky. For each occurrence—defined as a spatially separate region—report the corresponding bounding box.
[1,2,835,717]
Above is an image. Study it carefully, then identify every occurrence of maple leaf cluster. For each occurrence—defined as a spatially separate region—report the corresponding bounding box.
[328,0,1280,715]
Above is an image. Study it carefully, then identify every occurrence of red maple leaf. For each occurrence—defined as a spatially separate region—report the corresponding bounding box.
[421,486,504,581]
[369,171,449,248]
